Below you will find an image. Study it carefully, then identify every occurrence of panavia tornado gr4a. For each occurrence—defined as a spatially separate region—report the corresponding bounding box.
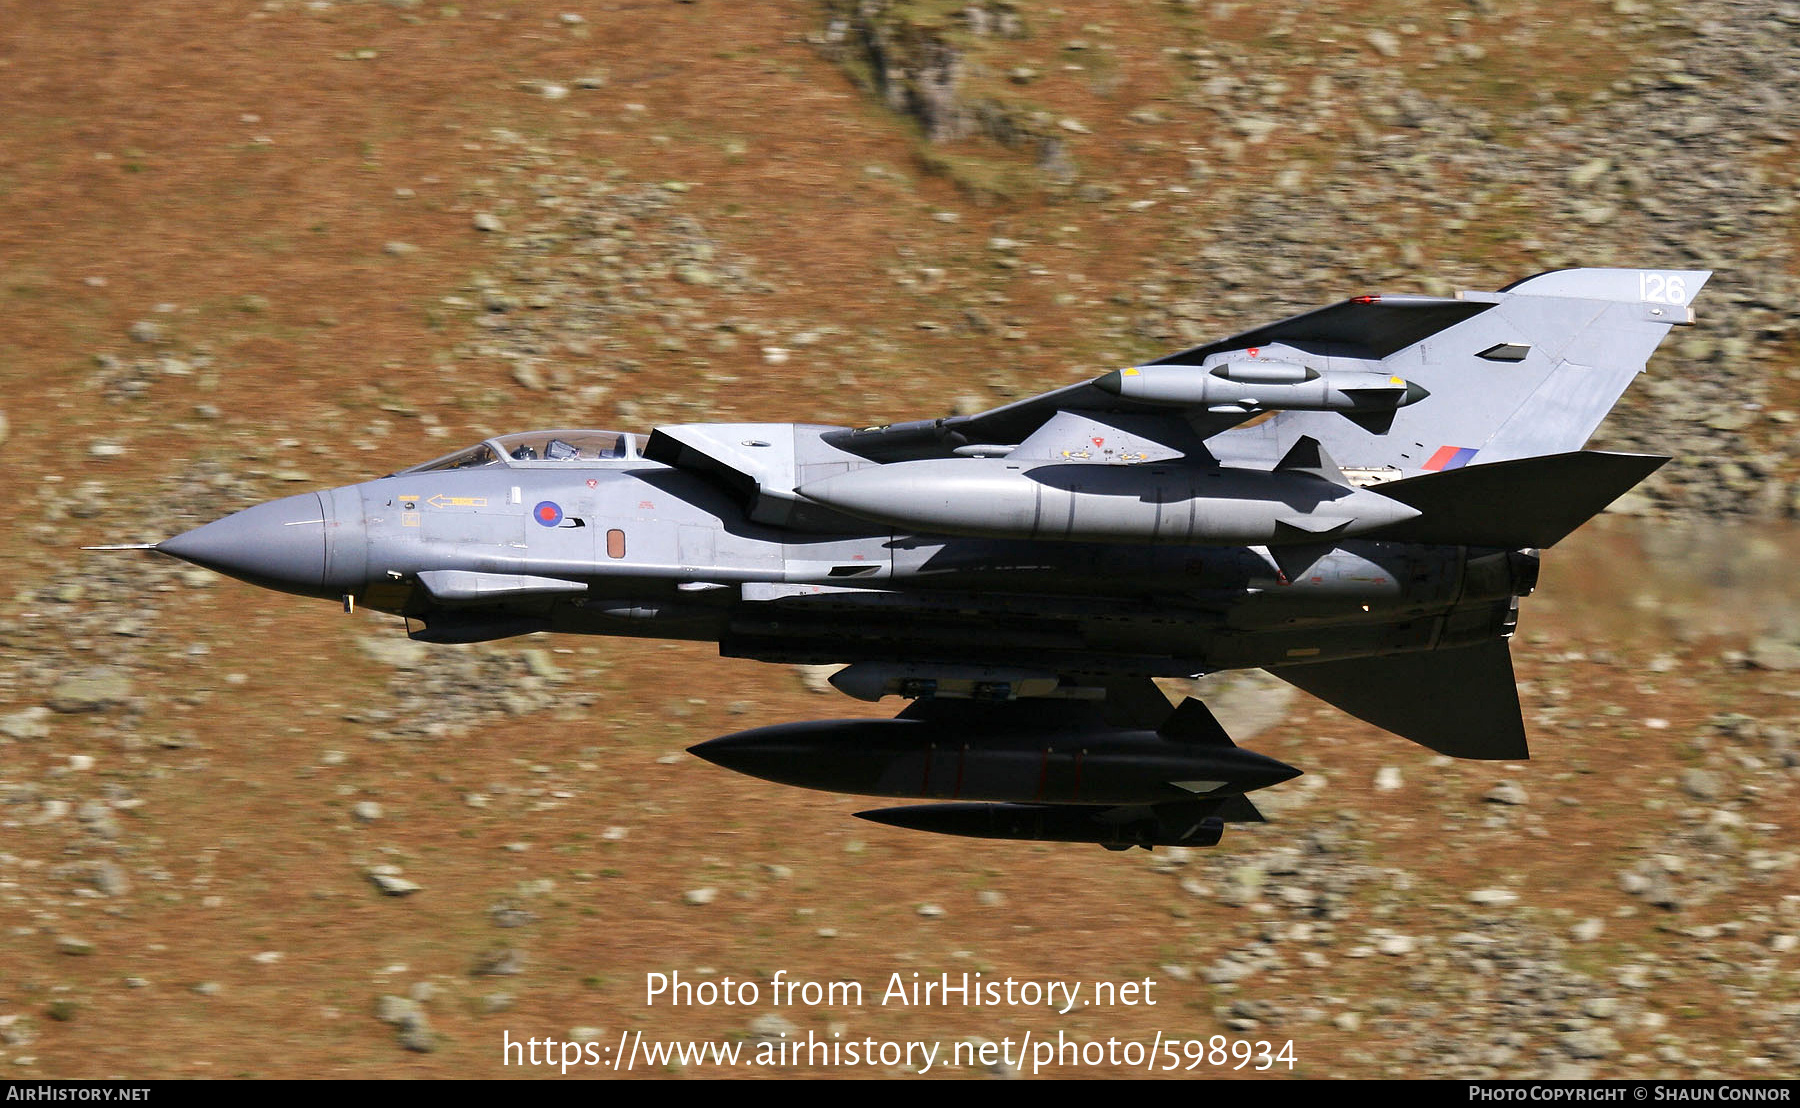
[116,267,1708,851]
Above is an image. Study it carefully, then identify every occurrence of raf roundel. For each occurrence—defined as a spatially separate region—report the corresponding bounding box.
[532,501,564,527]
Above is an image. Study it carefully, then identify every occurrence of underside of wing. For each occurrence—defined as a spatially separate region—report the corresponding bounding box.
[1144,295,1494,364]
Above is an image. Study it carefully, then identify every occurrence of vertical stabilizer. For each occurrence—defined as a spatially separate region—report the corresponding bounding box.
[1213,268,1710,475]
[1270,640,1528,760]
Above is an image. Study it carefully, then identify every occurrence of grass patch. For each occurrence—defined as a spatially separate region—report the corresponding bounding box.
[913,144,1041,206]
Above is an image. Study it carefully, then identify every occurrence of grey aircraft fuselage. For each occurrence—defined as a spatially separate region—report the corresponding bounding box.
[137,267,1711,850]
[185,437,1526,681]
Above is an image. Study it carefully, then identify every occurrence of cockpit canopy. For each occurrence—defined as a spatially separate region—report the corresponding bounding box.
[397,430,642,474]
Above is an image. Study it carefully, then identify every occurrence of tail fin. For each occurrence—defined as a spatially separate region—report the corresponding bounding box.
[1214,267,1710,475]
[1269,640,1527,760]
[1157,697,1234,745]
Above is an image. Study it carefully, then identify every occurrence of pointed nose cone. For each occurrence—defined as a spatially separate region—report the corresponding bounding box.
[158,492,333,599]
[1403,380,1431,406]
[1348,487,1423,530]
[688,729,828,787]
[794,471,898,525]
[1236,752,1304,792]
[1184,747,1303,796]
[687,734,774,776]
[689,722,894,794]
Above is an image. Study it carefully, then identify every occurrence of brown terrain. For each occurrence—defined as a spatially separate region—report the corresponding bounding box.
[2,0,1798,1080]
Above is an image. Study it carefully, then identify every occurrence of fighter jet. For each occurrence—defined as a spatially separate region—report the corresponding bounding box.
[105,267,1708,850]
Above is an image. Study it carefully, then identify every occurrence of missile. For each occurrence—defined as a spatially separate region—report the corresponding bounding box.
[855,801,1232,850]
[689,703,1301,807]
[1094,361,1430,414]
[796,442,1420,547]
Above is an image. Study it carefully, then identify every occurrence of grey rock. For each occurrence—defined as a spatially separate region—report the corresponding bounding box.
[489,903,537,928]
[366,869,421,897]
[472,947,525,976]
[520,649,565,681]
[0,707,52,740]
[1748,637,1800,671]
[1037,137,1078,184]
[48,668,134,713]
[793,664,843,694]
[1584,997,1620,1019]
[357,636,429,669]
[1187,670,1296,740]
[1679,768,1724,801]
[1559,1027,1620,1059]
[1568,158,1612,187]
[1484,781,1529,806]
[472,213,507,233]
[375,995,423,1027]
[1637,871,1684,910]
[748,1013,796,1042]
[1366,29,1402,57]
[1202,957,1255,984]
[90,862,130,897]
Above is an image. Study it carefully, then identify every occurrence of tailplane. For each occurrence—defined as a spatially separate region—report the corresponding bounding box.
[1368,449,1668,548]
